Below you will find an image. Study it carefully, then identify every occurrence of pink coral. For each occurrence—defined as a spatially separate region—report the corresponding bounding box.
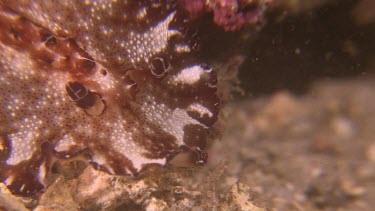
[180,0,273,31]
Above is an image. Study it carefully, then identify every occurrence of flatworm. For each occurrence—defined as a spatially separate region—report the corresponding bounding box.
[0,0,219,196]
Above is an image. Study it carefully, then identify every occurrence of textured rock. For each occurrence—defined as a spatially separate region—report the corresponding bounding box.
[220,182,267,211]
[0,183,29,211]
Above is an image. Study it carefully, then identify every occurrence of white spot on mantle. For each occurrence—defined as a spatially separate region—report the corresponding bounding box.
[173,65,208,85]
[137,7,147,20]
[127,11,179,65]
[188,103,213,118]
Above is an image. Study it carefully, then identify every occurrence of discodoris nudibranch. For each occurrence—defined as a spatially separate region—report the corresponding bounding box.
[0,0,220,196]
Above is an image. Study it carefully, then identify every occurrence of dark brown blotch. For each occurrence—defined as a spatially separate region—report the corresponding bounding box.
[150,57,170,78]
[30,49,55,69]
[74,58,96,76]
[66,82,95,109]
[0,10,40,50]
[183,124,208,151]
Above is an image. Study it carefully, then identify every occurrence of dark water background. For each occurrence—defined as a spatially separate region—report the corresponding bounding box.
[195,0,375,96]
